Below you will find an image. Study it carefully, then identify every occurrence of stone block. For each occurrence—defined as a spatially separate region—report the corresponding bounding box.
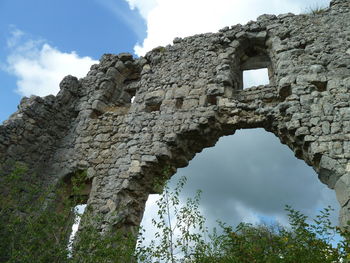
[92,100,108,113]
[335,173,350,206]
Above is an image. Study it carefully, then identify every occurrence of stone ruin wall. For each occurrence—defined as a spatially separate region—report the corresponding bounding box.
[0,0,349,236]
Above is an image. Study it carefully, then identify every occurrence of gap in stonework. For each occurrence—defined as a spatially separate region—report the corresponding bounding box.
[139,128,339,253]
[67,204,87,256]
[243,68,269,89]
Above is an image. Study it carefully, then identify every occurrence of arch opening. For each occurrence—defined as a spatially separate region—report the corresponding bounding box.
[140,128,339,249]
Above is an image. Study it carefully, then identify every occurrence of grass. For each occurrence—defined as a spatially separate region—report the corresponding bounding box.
[304,4,328,15]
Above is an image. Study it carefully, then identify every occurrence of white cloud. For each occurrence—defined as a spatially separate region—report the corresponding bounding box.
[4,29,98,97]
[124,0,330,56]
[125,0,157,20]
[140,194,160,240]
[233,201,261,224]
[6,27,24,48]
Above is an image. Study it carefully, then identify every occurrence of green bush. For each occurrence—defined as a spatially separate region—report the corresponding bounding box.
[196,206,350,263]
[137,176,350,263]
[1,164,350,262]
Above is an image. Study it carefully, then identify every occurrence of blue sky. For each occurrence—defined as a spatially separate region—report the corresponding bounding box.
[0,0,145,122]
[0,0,337,245]
[0,0,331,122]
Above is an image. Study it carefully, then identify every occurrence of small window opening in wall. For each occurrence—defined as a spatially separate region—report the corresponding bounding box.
[145,102,161,112]
[125,90,136,103]
[207,95,217,105]
[90,109,103,119]
[243,68,269,89]
[239,43,273,90]
[126,90,136,104]
[68,204,87,256]
[175,98,183,109]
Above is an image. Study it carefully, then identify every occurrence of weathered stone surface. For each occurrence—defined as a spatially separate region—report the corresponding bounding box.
[0,0,349,241]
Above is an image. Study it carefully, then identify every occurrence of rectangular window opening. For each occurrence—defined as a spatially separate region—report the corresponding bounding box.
[206,95,217,106]
[145,103,161,112]
[175,98,184,109]
[243,68,269,89]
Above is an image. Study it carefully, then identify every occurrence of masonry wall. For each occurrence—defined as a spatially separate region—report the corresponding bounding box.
[0,0,349,241]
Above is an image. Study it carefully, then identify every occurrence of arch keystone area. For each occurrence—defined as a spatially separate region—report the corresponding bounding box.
[0,0,349,243]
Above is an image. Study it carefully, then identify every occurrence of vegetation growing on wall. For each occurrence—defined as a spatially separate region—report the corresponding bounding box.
[1,163,350,262]
[304,4,327,15]
[0,162,66,262]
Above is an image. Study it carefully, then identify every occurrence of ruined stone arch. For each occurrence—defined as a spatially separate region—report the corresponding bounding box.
[0,0,349,247]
